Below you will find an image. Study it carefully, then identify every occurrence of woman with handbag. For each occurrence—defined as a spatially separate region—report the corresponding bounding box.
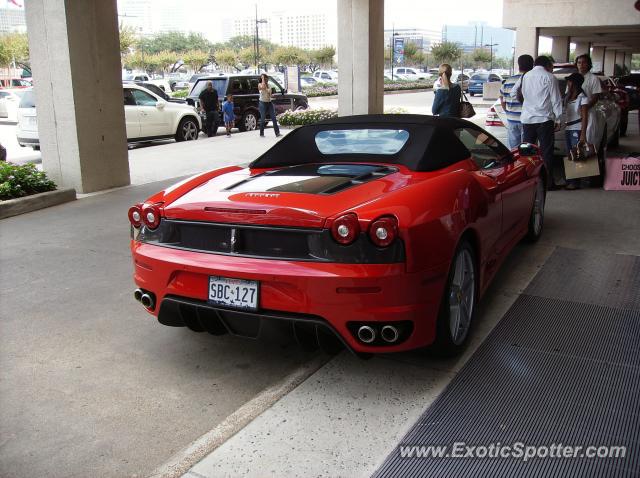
[563,73,590,190]
[432,64,461,118]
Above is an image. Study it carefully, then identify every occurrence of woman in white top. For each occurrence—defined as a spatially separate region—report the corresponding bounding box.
[563,73,590,190]
[575,54,602,145]
[257,73,281,137]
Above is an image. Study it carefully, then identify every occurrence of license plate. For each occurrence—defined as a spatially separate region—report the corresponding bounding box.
[208,276,259,311]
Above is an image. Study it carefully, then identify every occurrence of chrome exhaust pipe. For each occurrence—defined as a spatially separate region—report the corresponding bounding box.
[134,288,143,302]
[357,325,376,344]
[140,293,154,310]
[381,325,399,343]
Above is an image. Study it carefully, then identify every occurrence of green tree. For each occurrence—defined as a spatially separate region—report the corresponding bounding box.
[238,48,256,68]
[403,42,425,67]
[119,23,138,55]
[154,50,179,73]
[472,48,492,66]
[214,49,239,71]
[271,46,309,68]
[141,31,212,55]
[311,46,335,69]
[0,33,29,68]
[430,41,462,65]
[183,49,210,72]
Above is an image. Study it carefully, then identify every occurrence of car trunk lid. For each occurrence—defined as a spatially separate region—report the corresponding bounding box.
[163,163,405,228]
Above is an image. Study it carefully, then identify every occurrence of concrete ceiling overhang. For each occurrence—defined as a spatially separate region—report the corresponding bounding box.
[539,25,640,51]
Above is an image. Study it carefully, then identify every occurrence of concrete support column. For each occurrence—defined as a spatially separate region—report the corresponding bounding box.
[337,0,384,116]
[514,26,538,62]
[573,41,590,57]
[551,36,570,62]
[604,49,617,76]
[24,0,129,193]
[591,46,606,73]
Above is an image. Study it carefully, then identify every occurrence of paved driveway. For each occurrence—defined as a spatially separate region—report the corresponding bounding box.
[0,180,315,478]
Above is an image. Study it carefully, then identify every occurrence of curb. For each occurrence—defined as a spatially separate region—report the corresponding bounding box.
[0,188,77,219]
[148,353,333,478]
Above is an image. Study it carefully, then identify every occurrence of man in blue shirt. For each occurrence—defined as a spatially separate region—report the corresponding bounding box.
[500,54,533,149]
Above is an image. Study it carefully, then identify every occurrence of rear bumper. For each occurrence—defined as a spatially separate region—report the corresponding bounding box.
[132,242,449,353]
[16,136,39,145]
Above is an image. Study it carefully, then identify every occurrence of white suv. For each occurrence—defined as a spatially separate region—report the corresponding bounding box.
[16,85,202,150]
[123,84,201,142]
[312,70,338,84]
[391,67,431,81]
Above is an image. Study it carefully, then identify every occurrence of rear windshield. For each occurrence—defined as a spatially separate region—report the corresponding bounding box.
[315,129,410,155]
[19,89,35,108]
[190,78,227,98]
[471,74,489,81]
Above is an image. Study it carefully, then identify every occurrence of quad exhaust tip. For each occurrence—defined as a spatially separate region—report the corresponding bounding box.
[357,325,376,344]
[381,325,399,343]
[140,293,155,310]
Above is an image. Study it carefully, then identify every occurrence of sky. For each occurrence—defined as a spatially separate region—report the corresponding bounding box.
[118,0,552,51]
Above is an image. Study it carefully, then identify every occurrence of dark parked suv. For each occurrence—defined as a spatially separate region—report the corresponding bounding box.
[187,74,308,131]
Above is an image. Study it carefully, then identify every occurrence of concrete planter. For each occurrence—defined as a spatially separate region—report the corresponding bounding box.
[0,188,77,220]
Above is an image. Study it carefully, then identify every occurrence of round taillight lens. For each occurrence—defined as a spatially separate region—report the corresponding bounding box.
[128,204,142,228]
[142,204,161,230]
[330,213,360,245]
[369,216,398,247]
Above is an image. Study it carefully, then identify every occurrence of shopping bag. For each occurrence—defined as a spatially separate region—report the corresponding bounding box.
[563,155,600,180]
[604,155,640,191]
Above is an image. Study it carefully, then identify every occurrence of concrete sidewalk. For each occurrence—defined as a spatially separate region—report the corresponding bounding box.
[127,129,288,186]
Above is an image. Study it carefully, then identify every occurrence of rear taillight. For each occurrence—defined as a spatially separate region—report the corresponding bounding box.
[128,204,142,228]
[369,216,398,247]
[485,106,504,127]
[142,204,161,230]
[331,213,360,245]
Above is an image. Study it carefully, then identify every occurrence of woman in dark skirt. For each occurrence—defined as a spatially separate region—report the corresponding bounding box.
[432,63,461,118]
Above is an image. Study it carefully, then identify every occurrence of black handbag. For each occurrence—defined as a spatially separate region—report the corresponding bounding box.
[459,91,475,118]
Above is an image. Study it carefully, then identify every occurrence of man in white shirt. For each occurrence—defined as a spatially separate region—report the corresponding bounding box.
[575,54,602,145]
[512,56,563,189]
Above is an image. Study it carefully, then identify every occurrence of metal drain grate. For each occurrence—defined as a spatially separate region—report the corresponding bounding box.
[524,247,640,311]
[374,249,640,477]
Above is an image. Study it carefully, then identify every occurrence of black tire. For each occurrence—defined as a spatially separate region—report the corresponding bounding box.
[175,116,199,142]
[239,110,259,132]
[432,239,477,356]
[525,175,546,242]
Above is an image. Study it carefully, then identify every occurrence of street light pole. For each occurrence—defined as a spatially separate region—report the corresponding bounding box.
[484,40,498,71]
[255,5,268,73]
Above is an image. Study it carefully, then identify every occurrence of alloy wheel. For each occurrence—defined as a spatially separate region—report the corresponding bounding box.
[532,179,545,236]
[182,120,198,140]
[448,248,475,345]
[244,113,257,131]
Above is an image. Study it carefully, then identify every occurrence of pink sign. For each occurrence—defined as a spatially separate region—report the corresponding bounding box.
[604,156,640,191]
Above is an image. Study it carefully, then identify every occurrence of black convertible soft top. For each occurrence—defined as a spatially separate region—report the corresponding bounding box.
[249,114,482,172]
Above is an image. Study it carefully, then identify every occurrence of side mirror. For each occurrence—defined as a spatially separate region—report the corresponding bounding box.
[271,87,276,94]
[518,142,537,157]
[156,100,166,109]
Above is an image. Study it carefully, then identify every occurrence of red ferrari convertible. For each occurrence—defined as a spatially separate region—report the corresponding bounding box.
[128,115,546,356]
